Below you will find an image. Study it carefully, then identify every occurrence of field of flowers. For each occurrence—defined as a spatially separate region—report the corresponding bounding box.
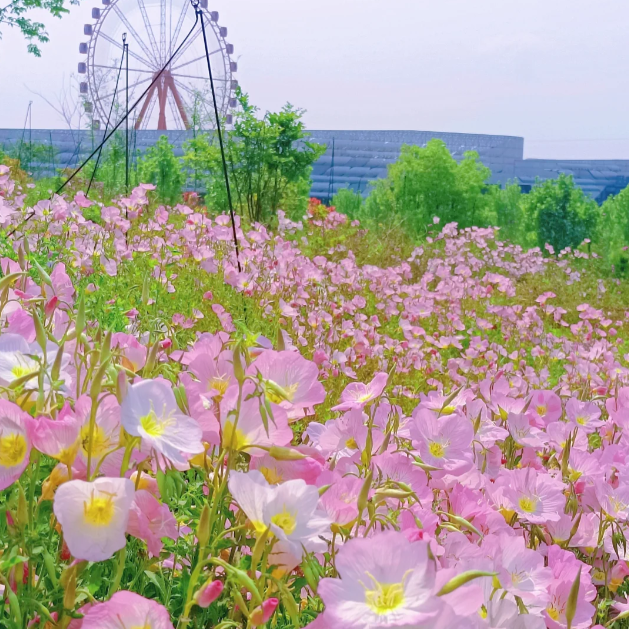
[2,159,629,628]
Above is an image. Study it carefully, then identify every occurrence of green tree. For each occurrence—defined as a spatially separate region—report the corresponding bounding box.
[522,174,598,253]
[221,89,325,223]
[331,187,363,219]
[598,186,629,274]
[362,140,492,236]
[137,135,184,205]
[486,182,524,244]
[0,0,77,55]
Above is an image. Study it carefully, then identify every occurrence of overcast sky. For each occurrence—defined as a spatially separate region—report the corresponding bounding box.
[1,0,629,159]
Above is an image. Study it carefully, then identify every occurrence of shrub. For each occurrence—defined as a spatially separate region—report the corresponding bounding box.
[522,174,599,253]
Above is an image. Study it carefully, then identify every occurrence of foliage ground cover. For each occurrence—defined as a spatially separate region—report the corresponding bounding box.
[0,159,629,628]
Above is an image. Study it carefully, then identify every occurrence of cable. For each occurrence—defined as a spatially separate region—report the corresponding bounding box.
[86,33,126,197]
[195,0,242,274]
[7,8,200,237]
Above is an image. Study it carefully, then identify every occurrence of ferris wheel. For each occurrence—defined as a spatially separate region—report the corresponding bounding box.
[78,0,238,130]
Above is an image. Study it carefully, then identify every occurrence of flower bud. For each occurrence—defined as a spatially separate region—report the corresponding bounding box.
[194,579,223,608]
[249,598,279,626]
[197,503,211,548]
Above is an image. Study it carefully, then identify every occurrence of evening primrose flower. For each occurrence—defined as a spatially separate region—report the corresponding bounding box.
[331,372,388,411]
[228,470,330,557]
[81,590,174,629]
[499,468,565,524]
[0,333,39,387]
[317,531,442,628]
[247,349,325,419]
[410,409,473,474]
[53,477,135,562]
[0,401,32,491]
[121,379,204,465]
[219,382,292,455]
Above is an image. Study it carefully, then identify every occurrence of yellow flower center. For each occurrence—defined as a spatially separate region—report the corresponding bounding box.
[568,469,582,483]
[536,405,547,417]
[140,411,169,437]
[345,437,358,450]
[428,441,445,458]
[365,580,405,615]
[208,376,230,397]
[271,508,297,535]
[266,382,299,405]
[441,405,456,415]
[260,466,283,484]
[0,433,27,468]
[478,606,488,619]
[518,496,538,513]
[547,606,560,621]
[11,364,37,379]
[81,424,110,458]
[576,415,587,426]
[83,493,115,526]
[222,421,248,451]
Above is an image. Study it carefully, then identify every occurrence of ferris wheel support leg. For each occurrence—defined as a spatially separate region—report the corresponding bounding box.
[135,82,158,130]
[166,75,190,130]
[156,78,168,130]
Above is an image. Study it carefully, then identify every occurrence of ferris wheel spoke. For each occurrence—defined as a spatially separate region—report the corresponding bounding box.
[136,0,161,62]
[170,0,189,56]
[171,71,228,81]
[160,0,167,63]
[99,32,153,68]
[171,50,220,72]
[169,18,206,67]
[112,5,156,67]
[95,74,154,104]
[94,63,154,74]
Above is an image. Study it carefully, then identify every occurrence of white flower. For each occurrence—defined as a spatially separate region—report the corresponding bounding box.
[121,379,204,465]
[53,477,135,562]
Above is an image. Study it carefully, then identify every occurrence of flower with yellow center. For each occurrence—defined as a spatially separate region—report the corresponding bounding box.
[0,406,32,492]
[121,380,204,466]
[518,496,539,514]
[0,433,27,468]
[364,577,405,615]
[428,441,446,458]
[83,491,115,527]
[53,478,135,562]
[271,507,297,535]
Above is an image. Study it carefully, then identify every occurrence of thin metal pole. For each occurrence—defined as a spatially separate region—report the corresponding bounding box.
[125,34,129,192]
[195,0,241,273]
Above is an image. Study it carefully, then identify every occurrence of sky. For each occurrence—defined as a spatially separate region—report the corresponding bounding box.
[1,0,629,159]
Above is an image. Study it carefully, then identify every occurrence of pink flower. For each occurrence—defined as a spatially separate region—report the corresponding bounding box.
[565,397,603,433]
[527,390,562,426]
[126,489,178,557]
[219,382,292,455]
[53,477,135,562]
[0,401,32,491]
[317,531,442,628]
[498,468,565,523]
[30,412,80,466]
[248,350,325,419]
[81,591,174,629]
[332,372,388,411]
[410,409,473,474]
[507,413,547,448]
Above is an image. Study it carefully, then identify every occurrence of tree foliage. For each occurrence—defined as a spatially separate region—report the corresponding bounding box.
[0,0,77,55]
[137,135,184,205]
[522,174,598,253]
[361,140,493,235]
